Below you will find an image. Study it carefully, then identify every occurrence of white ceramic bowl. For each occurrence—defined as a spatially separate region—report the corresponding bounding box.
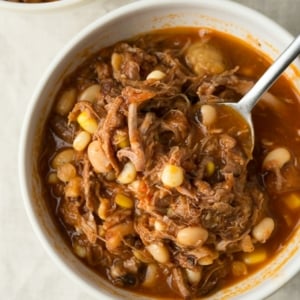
[19,0,300,299]
[0,0,95,12]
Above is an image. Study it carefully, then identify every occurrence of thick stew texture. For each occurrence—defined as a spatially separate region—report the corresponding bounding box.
[39,28,300,299]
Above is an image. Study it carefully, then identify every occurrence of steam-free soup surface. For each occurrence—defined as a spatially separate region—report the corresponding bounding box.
[39,27,300,299]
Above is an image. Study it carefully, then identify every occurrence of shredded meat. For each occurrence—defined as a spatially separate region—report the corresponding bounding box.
[43,30,279,300]
[98,96,124,174]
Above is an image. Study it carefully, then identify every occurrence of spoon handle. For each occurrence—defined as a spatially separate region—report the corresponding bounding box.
[238,35,300,112]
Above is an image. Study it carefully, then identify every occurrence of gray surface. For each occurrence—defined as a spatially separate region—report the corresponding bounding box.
[235,0,300,36]
[234,1,300,299]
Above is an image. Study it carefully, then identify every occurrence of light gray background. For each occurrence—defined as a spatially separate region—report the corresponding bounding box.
[0,0,299,299]
[236,0,299,36]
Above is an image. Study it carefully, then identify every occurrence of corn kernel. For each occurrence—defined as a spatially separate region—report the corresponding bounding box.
[205,161,215,177]
[117,161,137,184]
[243,248,267,265]
[98,198,110,220]
[111,52,123,72]
[283,193,300,210]
[113,131,129,149]
[161,164,184,187]
[47,172,59,184]
[73,131,91,151]
[115,193,134,209]
[231,261,248,277]
[77,111,98,134]
[73,244,87,258]
[119,139,129,148]
[65,176,81,198]
[99,225,106,237]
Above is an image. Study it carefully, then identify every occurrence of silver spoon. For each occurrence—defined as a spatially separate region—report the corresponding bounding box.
[223,35,300,157]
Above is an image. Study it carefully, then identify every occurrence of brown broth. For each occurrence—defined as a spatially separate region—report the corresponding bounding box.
[39,27,300,299]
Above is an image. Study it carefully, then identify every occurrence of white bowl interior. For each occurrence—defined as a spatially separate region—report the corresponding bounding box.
[19,0,300,299]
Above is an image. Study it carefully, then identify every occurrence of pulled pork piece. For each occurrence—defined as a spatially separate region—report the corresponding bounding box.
[82,154,97,213]
[79,212,98,244]
[121,86,156,104]
[160,109,189,143]
[99,96,124,173]
[118,102,145,171]
[172,268,191,299]
[105,221,134,253]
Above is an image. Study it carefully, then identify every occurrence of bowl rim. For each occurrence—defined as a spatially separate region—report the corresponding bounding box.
[19,0,298,299]
[0,0,94,12]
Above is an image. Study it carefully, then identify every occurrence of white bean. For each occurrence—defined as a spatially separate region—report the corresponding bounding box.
[176,226,208,247]
[240,235,254,253]
[55,88,77,116]
[142,264,159,287]
[105,222,134,251]
[51,148,75,169]
[262,147,291,170]
[73,131,91,152]
[78,84,101,103]
[87,140,111,173]
[147,243,170,264]
[57,163,77,182]
[111,52,123,72]
[252,217,275,243]
[186,268,202,285]
[201,104,217,126]
[146,70,166,80]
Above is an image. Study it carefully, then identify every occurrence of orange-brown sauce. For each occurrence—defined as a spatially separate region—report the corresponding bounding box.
[39,27,300,298]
